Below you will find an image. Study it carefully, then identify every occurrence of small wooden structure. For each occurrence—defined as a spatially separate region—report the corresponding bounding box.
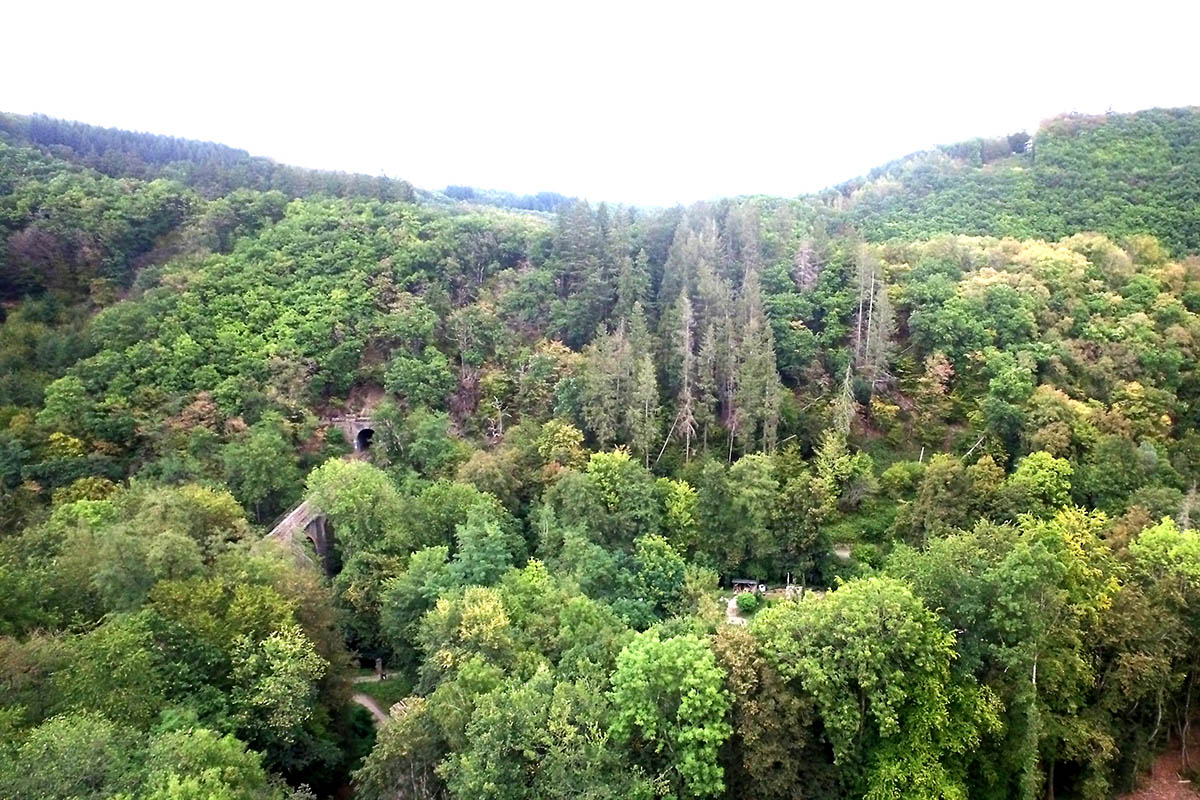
[731,578,765,595]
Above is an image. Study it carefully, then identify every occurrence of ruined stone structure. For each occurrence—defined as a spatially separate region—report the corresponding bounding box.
[262,412,377,572]
[327,413,375,453]
[265,499,334,571]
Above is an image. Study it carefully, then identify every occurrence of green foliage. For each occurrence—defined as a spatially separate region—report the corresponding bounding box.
[1007,451,1073,516]
[734,592,760,614]
[0,712,141,800]
[755,577,997,799]
[835,108,1200,254]
[633,534,687,616]
[6,105,1200,800]
[610,632,733,798]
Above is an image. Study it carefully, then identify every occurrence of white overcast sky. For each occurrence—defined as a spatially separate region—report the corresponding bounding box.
[3,1,1198,206]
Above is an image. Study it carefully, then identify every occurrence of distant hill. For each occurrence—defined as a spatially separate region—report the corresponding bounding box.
[821,107,1200,253]
[440,185,576,214]
[0,112,415,202]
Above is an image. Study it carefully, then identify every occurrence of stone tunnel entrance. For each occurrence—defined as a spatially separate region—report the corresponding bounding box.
[355,428,375,452]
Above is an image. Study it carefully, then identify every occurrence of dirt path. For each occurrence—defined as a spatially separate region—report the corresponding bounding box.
[725,596,747,626]
[1123,743,1200,799]
[353,692,388,724]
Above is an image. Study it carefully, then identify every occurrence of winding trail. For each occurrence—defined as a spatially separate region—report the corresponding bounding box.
[1121,741,1200,799]
[352,692,389,724]
[725,596,747,626]
[350,673,390,725]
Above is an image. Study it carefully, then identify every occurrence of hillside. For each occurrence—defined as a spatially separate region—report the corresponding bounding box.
[2,107,1200,800]
[826,107,1200,253]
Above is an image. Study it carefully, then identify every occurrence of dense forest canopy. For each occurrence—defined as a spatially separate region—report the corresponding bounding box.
[3,106,1200,800]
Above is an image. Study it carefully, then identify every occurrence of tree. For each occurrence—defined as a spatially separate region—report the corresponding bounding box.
[0,712,141,800]
[627,353,661,467]
[887,511,1122,799]
[305,459,406,558]
[633,535,686,616]
[1127,519,1200,769]
[535,419,586,470]
[1007,451,1073,517]
[723,454,781,575]
[384,348,457,408]
[580,323,632,448]
[695,323,720,453]
[616,248,650,323]
[863,273,895,387]
[710,626,831,800]
[812,429,875,517]
[447,512,524,588]
[380,545,452,669]
[754,577,997,800]
[54,612,168,728]
[354,696,447,800]
[609,632,732,798]
[444,671,647,800]
[417,586,515,691]
[142,725,284,800]
[221,415,300,523]
[230,624,330,773]
[673,294,699,461]
[36,375,93,437]
[734,266,781,453]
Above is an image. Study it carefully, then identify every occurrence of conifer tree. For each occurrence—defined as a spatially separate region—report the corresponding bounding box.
[793,239,820,291]
[627,353,661,467]
[616,248,650,323]
[864,277,896,387]
[627,301,652,360]
[674,294,698,460]
[852,243,875,367]
[696,322,719,454]
[581,323,632,447]
[734,266,782,453]
[832,363,857,435]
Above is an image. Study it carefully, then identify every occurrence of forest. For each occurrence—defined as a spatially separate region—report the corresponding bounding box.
[2,106,1200,800]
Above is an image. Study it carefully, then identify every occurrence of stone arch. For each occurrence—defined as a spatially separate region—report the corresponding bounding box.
[355,427,375,452]
[303,514,334,574]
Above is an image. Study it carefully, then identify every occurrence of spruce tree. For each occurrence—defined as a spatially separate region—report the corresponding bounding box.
[627,353,661,467]
[674,294,698,461]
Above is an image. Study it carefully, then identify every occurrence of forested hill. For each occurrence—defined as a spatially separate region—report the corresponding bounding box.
[4,107,1200,800]
[0,112,416,201]
[825,106,1200,252]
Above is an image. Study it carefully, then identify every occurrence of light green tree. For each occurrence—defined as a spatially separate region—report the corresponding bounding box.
[609,632,732,798]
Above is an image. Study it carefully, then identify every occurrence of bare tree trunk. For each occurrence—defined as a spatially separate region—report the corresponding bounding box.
[1179,481,1196,530]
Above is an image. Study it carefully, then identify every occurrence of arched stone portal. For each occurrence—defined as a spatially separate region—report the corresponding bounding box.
[303,514,334,574]
[327,414,375,454]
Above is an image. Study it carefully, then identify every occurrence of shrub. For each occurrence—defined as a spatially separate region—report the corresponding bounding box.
[735,592,761,614]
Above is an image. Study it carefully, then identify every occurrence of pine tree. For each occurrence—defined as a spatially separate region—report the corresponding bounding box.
[863,277,896,387]
[852,243,875,368]
[721,309,741,462]
[674,294,698,461]
[832,363,857,435]
[581,323,632,447]
[793,239,820,291]
[627,353,661,467]
[616,248,650,323]
[734,266,782,453]
[733,202,763,275]
[696,322,719,454]
[657,213,721,314]
[627,301,652,360]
